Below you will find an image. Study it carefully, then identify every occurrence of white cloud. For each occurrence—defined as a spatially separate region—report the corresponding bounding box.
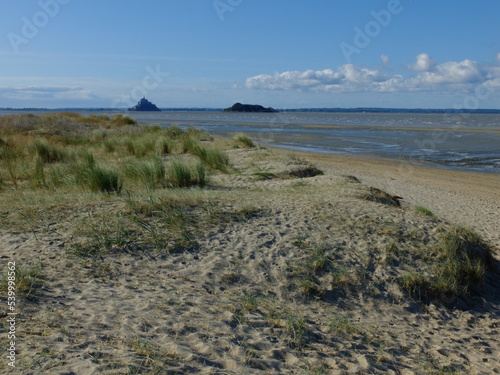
[380,54,390,64]
[413,59,483,85]
[0,86,95,101]
[246,65,390,93]
[246,54,500,95]
[409,53,436,72]
[246,69,343,91]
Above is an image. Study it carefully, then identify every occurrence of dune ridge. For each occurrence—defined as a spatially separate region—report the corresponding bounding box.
[0,118,499,374]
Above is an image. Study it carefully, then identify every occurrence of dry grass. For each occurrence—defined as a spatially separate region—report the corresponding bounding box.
[0,263,44,301]
[360,187,402,207]
[399,226,494,300]
[0,113,220,194]
[0,112,497,374]
[233,133,256,148]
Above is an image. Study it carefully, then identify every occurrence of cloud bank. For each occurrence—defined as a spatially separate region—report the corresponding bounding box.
[246,53,500,94]
[0,86,97,101]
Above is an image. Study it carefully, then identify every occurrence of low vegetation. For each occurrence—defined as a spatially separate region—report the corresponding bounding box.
[415,205,434,216]
[0,263,44,300]
[0,112,227,193]
[399,226,494,300]
[233,132,256,148]
[360,187,402,207]
[0,112,497,374]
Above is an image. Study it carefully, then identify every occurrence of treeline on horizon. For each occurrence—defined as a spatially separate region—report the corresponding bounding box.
[2,107,500,114]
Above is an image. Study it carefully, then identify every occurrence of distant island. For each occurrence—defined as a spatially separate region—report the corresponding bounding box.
[3,106,500,114]
[223,102,278,113]
[128,98,161,112]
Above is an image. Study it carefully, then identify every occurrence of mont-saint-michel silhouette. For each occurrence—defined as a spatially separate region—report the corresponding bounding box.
[128,97,161,111]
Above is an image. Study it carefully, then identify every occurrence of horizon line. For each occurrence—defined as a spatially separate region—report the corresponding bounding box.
[1,107,500,113]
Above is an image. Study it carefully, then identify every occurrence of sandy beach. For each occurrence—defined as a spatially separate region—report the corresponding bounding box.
[1,122,499,374]
[3,0,500,372]
[295,150,500,249]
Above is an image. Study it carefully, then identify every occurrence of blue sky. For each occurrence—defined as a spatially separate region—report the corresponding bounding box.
[1,0,500,109]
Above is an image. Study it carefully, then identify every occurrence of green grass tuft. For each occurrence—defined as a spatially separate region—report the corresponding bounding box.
[329,315,360,335]
[166,159,207,188]
[415,206,434,216]
[182,140,230,171]
[400,226,493,300]
[124,158,166,188]
[31,140,67,163]
[360,187,401,207]
[86,167,122,193]
[76,159,122,194]
[0,263,44,300]
[234,133,256,148]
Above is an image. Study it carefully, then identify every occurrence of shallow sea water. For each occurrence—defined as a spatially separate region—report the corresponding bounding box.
[131,111,500,173]
[2,110,499,173]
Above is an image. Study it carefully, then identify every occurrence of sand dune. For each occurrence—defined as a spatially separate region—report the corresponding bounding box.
[1,146,499,374]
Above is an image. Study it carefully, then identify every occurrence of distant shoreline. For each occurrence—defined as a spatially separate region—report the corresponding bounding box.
[2,107,500,114]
